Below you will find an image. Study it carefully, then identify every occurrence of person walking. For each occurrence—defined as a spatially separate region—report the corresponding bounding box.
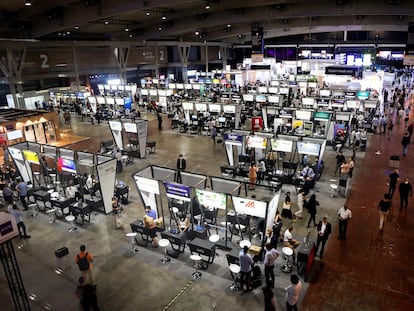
[378,193,392,231]
[401,132,410,156]
[248,161,258,190]
[338,205,352,240]
[75,276,100,311]
[263,243,280,288]
[387,168,400,199]
[76,245,95,285]
[176,154,186,183]
[294,188,305,219]
[15,178,28,210]
[157,112,163,130]
[239,245,253,292]
[112,196,123,229]
[315,216,332,259]
[398,178,413,209]
[262,281,276,311]
[285,274,302,311]
[306,194,319,228]
[8,203,31,239]
[211,126,217,143]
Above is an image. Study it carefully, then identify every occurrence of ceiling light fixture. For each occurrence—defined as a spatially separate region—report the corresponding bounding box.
[227,24,231,27]
[146,11,150,16]
[104,20,109,25]
[162,15,167,20]
[25,0,32,7]
[74,25,79,30]
[205,1,210,9]
[195,31,200,35]
[124,26,129,32]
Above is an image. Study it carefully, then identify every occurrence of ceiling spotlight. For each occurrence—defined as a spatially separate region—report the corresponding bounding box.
[25,0,32,6]
[205,1,210,9]
[66,31,71,35]
[227,24,231,27]
[161,15,167,20]
[74,25,79,30]
[195,31,200,35]
[146,11,150,16]
[104,20,109,25]
[158,26,163,31]
[124,26,129,32]
[129,34,133,38]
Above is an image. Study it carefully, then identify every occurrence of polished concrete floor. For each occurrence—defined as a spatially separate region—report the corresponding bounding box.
[0,105,412,310]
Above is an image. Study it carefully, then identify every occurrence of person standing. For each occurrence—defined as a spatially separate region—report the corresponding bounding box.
[15,178,28,211]
[8,204,31,239]
[294,188,305,219]
[338,205,352,240]
[75,276,100,311]
[348,157,355,178]
[398,178,413,209]
[285,274,302,311]
[283,226,300,264]
[306,194,319,228]
[378,193,392,231]
[334,152,345,176]
[248,161,258,190]
[76,245,95,285]
[387,168,400,199]
[239,245,253,292]
[315,216,332,259]
[3,144,9,165]
[145,206,157,219]
[176,154,186,183]
[157,112,163,130]
[262,281,276,311]
[263,243,280,288]
[401,132,410,156]
[211,126,217,143]
[112,196,123,229]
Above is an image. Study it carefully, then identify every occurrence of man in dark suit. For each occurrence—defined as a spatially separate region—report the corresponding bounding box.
[176,154,186,183]
[315,216,332,259]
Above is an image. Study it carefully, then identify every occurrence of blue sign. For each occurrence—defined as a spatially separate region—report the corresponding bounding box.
[224,133,243,146]
[163,182,191,202]
[124,97,132,110]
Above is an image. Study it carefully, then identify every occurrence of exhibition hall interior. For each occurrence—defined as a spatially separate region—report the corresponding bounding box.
[0,1,414,310]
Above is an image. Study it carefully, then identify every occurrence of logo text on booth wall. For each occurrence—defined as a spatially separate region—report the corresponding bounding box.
[245,201,255,209]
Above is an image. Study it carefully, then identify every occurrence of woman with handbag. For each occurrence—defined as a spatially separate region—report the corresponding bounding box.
[307,194,319,228]
[281,192,293,219]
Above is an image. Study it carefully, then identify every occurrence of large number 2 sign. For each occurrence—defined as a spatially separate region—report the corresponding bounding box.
[40,54,49,68]
[159,50,165,61]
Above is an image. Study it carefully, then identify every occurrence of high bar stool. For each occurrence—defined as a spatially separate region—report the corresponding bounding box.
[126,232,139,254]
[209,234,220,257]
[281,247,294,273]
[65,215,77,232]
[159,238,171,264]
[33,172,41,187]
[190,254,202,279]
[49,173,57,184]
[229,264,241,291]
[28,203,38,218]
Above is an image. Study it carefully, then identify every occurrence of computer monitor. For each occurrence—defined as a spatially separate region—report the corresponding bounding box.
[218,117,226,123]
[191,115,197,120]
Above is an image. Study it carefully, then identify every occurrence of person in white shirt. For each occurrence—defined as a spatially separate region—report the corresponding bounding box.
[65,180,78,199]
[263,243,280,288]
[338,205,352,240]
[294,188,305,219]
[301,165,315,179]
[285,274,302,311]
[283,226,300,263]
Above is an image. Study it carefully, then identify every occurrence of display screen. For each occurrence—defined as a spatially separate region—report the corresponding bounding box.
[7,129,23,140]
[23,150,40,164]
[295,110,312,120]
[296,142,320,156]
[218,117,226,123]
[243,94,254,101]
[320,89,331,97]
[57,158,76,174]
[223,105,236,113]
[246,135,267,149]
[124,122,138,133]
[195,189,227,210]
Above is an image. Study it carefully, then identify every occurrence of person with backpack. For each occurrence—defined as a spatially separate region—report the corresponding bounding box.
[76,245,95,285]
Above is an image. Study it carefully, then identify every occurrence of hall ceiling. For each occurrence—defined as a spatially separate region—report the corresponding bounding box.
[0,0,413,44]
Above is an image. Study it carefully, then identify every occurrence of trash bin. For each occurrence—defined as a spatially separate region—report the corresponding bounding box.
[389,155,400,169]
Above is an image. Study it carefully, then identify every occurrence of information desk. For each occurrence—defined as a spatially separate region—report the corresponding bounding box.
[86,197,104,214]
[33,190,51,211]
[70,201,91,225]
[297,241,316,278]
[187,238,216,268]
[130,221,154,247]
[52,197,76,219]
[160,231,186,253]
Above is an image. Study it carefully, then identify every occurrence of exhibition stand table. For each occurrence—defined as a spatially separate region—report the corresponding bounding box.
[33,190,51,211]
[297,241,316,278]
[130,220,153,247]
[86,197,104,214]
[187,238,216,268]
[52,197,76,219]
[160,231,187,254]
[70,201,91,225]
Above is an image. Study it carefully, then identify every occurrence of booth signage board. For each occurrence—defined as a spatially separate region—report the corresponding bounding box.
[7,129,23,141]
[137,121,148,158]
[182,102,194,110]
[297,142,320,156]
[302,98,314,106]
[251,117,263,132]
[224,133,243,146]
[271,139,293,152]
[124,122,138,133]
[357,91,370,100]
[97,158,117,214]
[295,110,312,121]
[141,89,149,95]
[223,105,236,113]
[246,135,266,149]
[9,147,24,161]
[0,212,19,244]
[163,182,191,202]
[135,176,160,194]
[268,95,280,104]
[364,100,377,108]
[109,121,122,131]
[57,158,76,174]
[346,100,360,109]
[195,189,226,210]
[209,104,221,113]
[314,111,330,121]
[255,95,267,103]
[268,87,278,94]
[243,94,254,102]
[23,150,40,164]
[195,103,207,111]
[232,196,267,218]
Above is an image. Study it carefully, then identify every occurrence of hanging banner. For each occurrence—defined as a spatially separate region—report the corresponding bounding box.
[251,117,263,131]
[223,133,243,146]
[404,22,414,66]
[232,196,267,218]
[137,121,148,158]
[251,26,264,62]
[96,158,117,214]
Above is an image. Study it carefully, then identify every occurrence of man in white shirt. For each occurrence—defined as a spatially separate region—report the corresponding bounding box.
[283,226,300,263]
[263,243,280,288]
[65,180,78,199]
[285,274,302,311]
[338,205,352,240]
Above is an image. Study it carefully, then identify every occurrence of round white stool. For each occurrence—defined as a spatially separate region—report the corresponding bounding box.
[239,239,251,249]
[126,232,138,254]
[159,239,171,264]
[190,254,202,278]
[33,172,41,186]
[65,215,77,232]
[121,155,129,165]
[172,207,179,214]
[281,247,294,273]
[209,234,220,243]
[49,174,57,184]
[330,184,338,197]
[28,203,38,218]
[229,264,241,291]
